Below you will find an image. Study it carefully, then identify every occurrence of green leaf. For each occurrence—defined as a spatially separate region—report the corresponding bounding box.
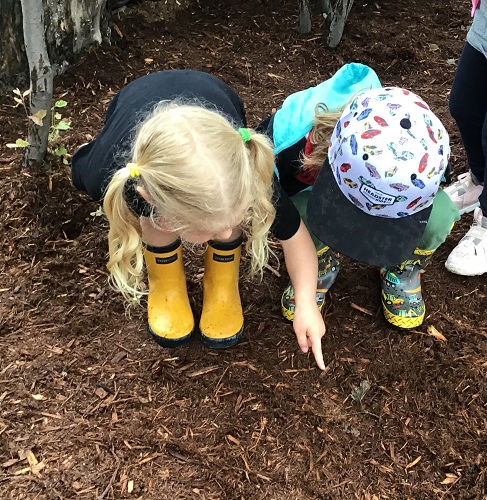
[48,129,59,142]
[53,145,68,156]
[350,380,371,404]
[7,138,30,148]
[16,138,30,147]
[54,120,71,130]
[54,100,68,108]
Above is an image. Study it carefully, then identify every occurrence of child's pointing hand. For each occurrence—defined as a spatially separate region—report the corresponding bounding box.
[293,302,326,371]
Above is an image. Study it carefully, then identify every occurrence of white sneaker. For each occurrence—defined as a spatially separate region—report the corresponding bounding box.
[443,172,483,215]
[445,207,487,276]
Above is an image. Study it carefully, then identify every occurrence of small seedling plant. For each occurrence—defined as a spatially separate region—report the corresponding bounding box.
[7,88,71,165]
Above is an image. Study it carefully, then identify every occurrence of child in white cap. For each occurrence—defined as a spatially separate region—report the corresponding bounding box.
[261,72,460,329]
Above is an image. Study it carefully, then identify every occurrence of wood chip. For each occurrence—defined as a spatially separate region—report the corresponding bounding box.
[427,325,447,342]
[226,434,240,445]
[187,366,219,378]
[111,351,127,363]
[350,303,374,316]
[267,72,284,80]
[136,453,161,466]
[2,458,21,468]
[32,394,47,401]
[405,455,422,469]
[94,387,108,399]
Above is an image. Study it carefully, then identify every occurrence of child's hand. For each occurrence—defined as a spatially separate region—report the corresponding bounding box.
[292,302,326,370]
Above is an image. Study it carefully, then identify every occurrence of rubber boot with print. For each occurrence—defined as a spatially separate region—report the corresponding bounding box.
[281,245,340,321]
[200,237,244,348]
[380,248,434,329]
[144,241,194,347]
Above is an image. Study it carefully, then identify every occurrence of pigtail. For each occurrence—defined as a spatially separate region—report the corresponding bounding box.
[242,130,276,278]
[103,170,146,304]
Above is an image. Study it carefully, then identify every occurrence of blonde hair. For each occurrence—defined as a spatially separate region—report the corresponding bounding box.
[103,103,276,303]
[302,102,346,169]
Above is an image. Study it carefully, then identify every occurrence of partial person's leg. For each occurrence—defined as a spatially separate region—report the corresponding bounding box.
[445,42,487,214]
[140,218,195,346]
[381,191,460,327]
[445,46,487,275]
[479,110,487,216]
[281,189,340,321]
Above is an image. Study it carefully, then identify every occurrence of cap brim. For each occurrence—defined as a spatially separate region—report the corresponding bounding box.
[307,162,431,268]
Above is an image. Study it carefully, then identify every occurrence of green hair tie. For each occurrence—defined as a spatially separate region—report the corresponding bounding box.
[238,128,252,143]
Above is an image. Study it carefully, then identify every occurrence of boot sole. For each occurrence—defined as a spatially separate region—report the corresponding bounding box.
[148,325,194,348]
[200,327,243,349]
[383,307,425,329]
[281,302,325,322]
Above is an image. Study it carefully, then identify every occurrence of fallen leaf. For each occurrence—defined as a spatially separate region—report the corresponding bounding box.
[351,380,371,403]
[440,473,459,485]
[29,109,47,126]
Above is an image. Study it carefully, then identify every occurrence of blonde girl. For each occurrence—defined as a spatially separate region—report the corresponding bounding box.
[71,69,326,370]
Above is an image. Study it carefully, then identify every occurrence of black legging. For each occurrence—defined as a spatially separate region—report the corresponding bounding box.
[449,42,487,216]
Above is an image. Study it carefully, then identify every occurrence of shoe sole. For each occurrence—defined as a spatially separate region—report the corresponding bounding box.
[149,325,193,348]
[445,262,487,276]
[457,201,480,216]
[200,327,243,349]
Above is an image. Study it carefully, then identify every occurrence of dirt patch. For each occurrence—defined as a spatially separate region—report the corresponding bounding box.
[0,0,486,498]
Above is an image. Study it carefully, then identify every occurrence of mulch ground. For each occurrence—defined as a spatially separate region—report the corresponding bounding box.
[1,0,486,498]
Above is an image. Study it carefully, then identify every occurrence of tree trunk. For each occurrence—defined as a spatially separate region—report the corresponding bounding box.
[20,0,54,165]
[297,0,312,34]
[297,0,354,47]
[0,0,110,91]
[326,0,354,48]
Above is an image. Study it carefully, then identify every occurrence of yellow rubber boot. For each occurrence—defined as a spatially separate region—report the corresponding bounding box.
[200,237,243,348]
[144,240,194,347]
